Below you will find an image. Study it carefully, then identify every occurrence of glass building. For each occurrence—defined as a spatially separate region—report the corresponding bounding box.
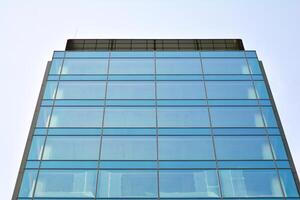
[13,39,300,199]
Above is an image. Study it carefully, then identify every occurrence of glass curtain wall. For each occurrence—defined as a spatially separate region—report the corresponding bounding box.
[17,50,299,199]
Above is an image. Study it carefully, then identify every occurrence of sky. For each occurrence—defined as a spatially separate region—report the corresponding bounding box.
[1,0,300,198]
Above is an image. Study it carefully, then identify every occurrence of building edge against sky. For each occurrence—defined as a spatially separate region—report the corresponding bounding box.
[12,39,300,199]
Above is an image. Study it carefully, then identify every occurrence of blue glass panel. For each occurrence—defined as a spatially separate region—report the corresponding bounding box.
[252,74,264,80]
[218,161,276,169]
[157,81,205,99]
[47,75,59,80]
[259,99,272,105]
[53,51,64,58]
[220,170,283,197]
[268,128,281,135]
[43,81,58,99]
[213,128,267,135]
[65,51,109,58]
[36,107,52,127]
[54,99,104,106]
[202,58,249,74]
[41,100,53,106]
[34,128,48,135]
[34,170,97,198]
[159,161,216,169]
[59,75,107,81]
[157,99,207,106]
[210,107,265,127]
[100,161,157,169]
[245,51,257,57]
[111,51,154,57]
[279,170,299,197]
[47,128,101,135]
[206,81,257,99]
[98,170,158,198]
[108,74,155,81]
[204,74,252,80]
[107,81,155,99]
[42,136,100,160]
[247,58,262,74]
[56,81,106,99]
[106,99,155,106]
[49,59,63,74]
[156,59,202,74]
[103,128,156,135]
[254,81,269,99]
[18,170,38,197]
[158,128,211,135]
[101,136,156,160]
[156,74,203,81]
[40,161,98,169]
[61,59,108,74]
[156,51,199,57]
[276,161,290,168]
[270,136,288,160]
[25,161,39,168]
[50,107,103,127]
[104,107,156,127]
[109,59,154,74]
[159,136,214,160]
[215,136,273,160]
[262,107,278,127]
[201,51,245,58]
[28,136,45,160]
[159,170,220,197]
[208,99,258,106]
[158,107,209,127]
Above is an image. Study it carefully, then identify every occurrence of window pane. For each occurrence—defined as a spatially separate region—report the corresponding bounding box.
[50,107,103,127]
[156,59,202,74]
[270,136,288,160]
[158,107,209,127]
[98,170,158,198]
[35,170,97,197]
[61,59,108,74]
[49,59,63,74]
[202,58,249,74]
[279,170,299,197]
[43,81,58,99]
[56,81,106,99]
[157,81,205,99]
[254,81,269,99]
[36,107,52,127]
[206,81,256,99]
[159,136,214,160]
[159,170,220,197]
[42,136,100,160]
[107,81,155,99]
[210,107,264,127]
[104,107,156,127]
[28,136,45,160]
[248,58,261,74]
[262,107,277,127]
[109,59,154,74]
[101,136,156,160]
[215,136,273,160]
[220,170,283,197]
[18,170,38,197]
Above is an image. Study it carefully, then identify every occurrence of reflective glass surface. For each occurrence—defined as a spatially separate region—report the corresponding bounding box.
[159,170,220,197]
[98,170,158,198]
[18,50,299,199]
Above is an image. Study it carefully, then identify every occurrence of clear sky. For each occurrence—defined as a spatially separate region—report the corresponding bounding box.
[1,0,300,198]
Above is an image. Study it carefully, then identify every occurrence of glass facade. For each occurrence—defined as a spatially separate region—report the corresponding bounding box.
[14,40,299,200]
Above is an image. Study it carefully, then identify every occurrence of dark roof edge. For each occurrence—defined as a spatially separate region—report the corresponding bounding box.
[65,39,244,51]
